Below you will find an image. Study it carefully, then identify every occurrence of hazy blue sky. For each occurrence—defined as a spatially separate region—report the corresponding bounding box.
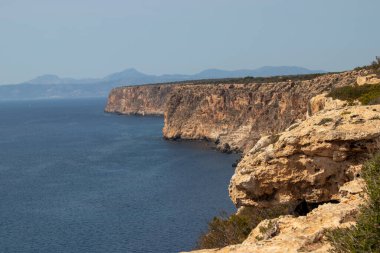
[0,0,379,84]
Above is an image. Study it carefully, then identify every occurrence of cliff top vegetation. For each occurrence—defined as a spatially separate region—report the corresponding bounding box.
[116,72,330,89]
[355,56,380,75]
[327,153,380,253]
[327,84,380,105]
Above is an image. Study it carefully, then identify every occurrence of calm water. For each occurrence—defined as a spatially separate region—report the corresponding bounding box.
[0,98,238,253]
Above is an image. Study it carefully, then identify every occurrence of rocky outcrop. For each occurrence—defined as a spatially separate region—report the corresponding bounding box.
[307,93,348,117]
[105,84,174,115]
[184,103,380,253]
[356,74,380,86]
[184,179,366,253]
[229,105,380,208]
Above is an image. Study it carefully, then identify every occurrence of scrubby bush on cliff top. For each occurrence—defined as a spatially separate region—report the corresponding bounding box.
[372,56,380,74]
[327,57,380,105]
[327,153,380,253]
[196,205,291,249]
[355,56,380,74]
[327,84,380,105]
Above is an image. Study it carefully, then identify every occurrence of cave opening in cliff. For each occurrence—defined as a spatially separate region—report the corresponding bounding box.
[294,199,340,216]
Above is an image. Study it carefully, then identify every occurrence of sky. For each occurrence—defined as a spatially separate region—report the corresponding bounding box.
[0,0,379,84]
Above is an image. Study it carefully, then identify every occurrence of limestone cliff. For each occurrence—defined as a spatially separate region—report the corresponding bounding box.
[106,71,363,152]
[105,84,173,115]
[163,72,363,152]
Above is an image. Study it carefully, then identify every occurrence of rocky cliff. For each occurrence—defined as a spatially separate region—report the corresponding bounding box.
[105,84,174,115]
[105,69,380,252]
[106,71,363,152]
[183,102,380,253]
[229,104,380,208]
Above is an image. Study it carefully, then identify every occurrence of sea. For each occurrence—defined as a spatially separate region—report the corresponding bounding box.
[0,98,238,253]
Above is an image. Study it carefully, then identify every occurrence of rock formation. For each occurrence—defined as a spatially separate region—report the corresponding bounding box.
[183,102,380,253]
[229,104,380,208]
[307,93,348,117]
[356,74,380,86]
[184,179,366,253]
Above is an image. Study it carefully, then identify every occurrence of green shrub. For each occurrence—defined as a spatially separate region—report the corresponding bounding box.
[327,153,380,253]
[327,84,380,105]
[195,213,251,249]
[196,205,291,249]
[371,56,380,74]
[354,56,380,75]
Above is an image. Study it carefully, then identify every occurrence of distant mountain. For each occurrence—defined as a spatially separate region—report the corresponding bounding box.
[0,66,326,100]
[103,68,153,82]
[25,74,99,85]
[193,66,326,79]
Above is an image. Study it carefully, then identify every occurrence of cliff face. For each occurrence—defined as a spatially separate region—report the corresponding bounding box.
[106,71,363,152]
[163,71,360,152]
[105,84,174,115]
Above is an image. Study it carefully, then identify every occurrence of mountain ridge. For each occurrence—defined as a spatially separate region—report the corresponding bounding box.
[19,66,326,86]
[0,66,326,100]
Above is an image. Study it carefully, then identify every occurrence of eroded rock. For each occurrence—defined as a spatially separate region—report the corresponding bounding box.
[357,74,380,86]
[183,179,366,253]
[229,105,380,208]
[307,93,348,117]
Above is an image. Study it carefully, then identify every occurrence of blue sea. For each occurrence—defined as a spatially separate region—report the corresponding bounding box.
[0,98,238,253]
